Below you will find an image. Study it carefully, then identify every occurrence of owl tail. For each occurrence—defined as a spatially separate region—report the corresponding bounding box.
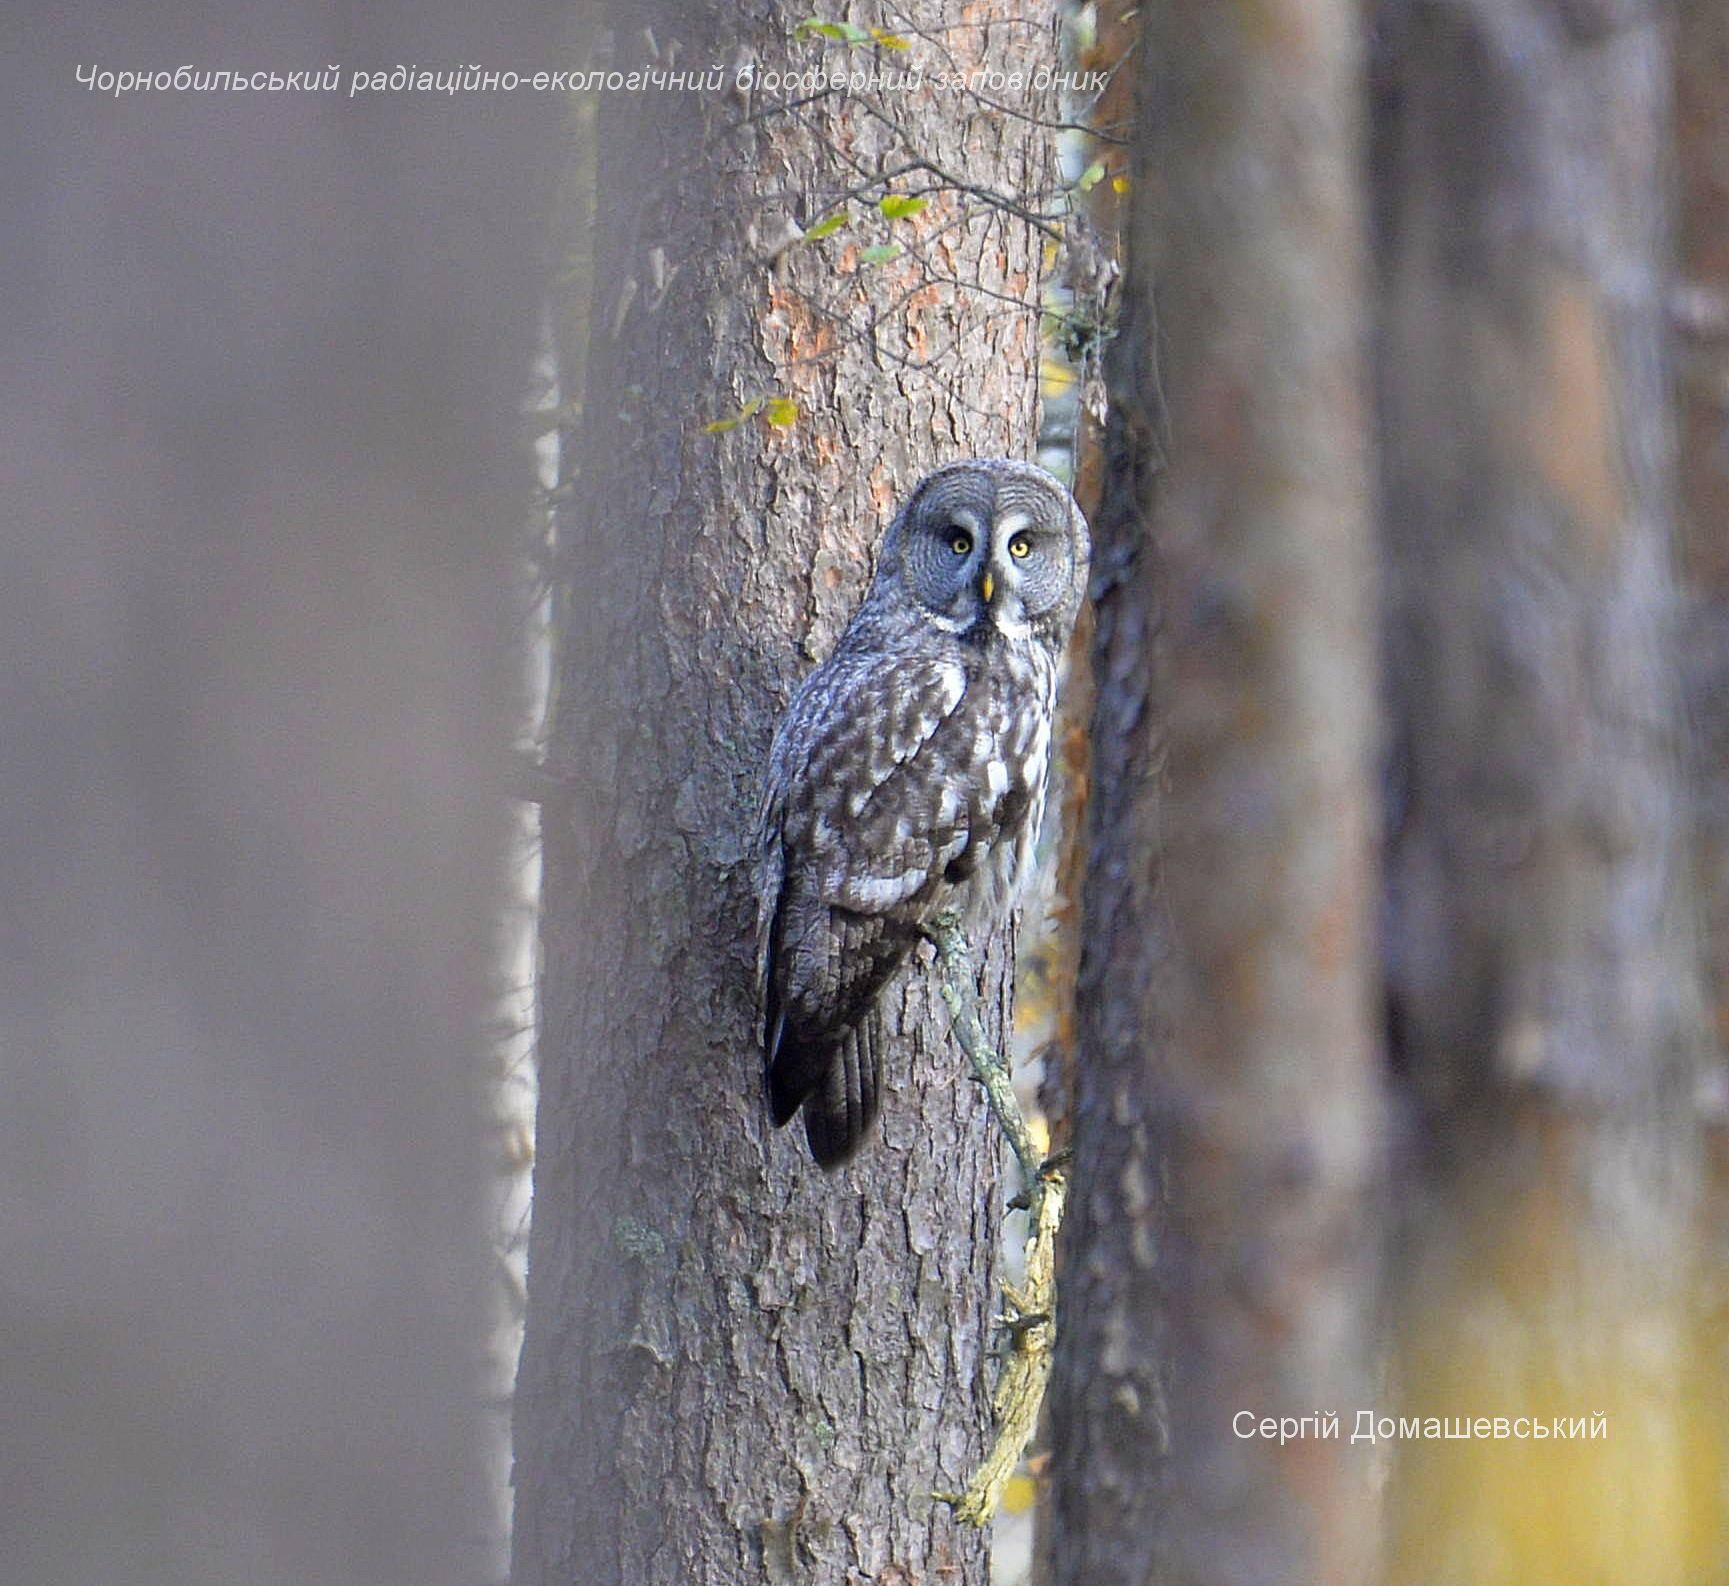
[768,1017,881,1169]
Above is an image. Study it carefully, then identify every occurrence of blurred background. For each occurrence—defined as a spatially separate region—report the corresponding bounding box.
[4,5,559,1582]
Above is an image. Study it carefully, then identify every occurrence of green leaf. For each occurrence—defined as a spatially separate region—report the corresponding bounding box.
[1077,161,1106,194]
[805,209,852,240]
[877,194,928,220]
[859,243,903,267]
[764,397,800,429]
[793,18,871,44]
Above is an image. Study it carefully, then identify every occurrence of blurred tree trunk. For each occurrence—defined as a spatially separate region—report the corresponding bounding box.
[1047,3,1384,1585]
[1,5,558,1585]
[1676,0,1729,1560]
[508,6,1057,1584]
[1372,3,1714,1579]
[1677,0,1729,1063]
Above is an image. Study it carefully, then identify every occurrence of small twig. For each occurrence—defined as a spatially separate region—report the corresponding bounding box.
[867,143,1069,241]
[921,909,1067,1527]
[930,1170,1065,1527]
[923,912,1041,1188]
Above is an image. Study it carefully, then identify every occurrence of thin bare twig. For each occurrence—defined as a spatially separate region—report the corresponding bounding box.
[922,910,1067,1527]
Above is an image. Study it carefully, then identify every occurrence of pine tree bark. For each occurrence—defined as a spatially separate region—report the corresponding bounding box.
[1046,4,1384,1584]
[509,7,1059,1583]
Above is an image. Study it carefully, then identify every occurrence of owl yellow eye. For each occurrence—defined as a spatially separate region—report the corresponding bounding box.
[949,531,973,556]
[1008,534,1032,560]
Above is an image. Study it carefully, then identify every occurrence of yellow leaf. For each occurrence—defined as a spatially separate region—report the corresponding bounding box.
[878,194,928,220]
[1002,1473,1038,1515]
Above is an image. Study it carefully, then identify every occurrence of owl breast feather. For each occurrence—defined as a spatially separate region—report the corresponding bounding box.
[811,636,1054,929]
[753,630,1059,1166]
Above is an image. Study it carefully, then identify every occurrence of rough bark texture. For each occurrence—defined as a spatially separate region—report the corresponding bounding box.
[1373,4,1710,1579]
[1048,5,1384,1585]
[2,5,557,1584]
[1031,0,1134,1161]
[1030,17,1132,1573]
[509,7,1058,1584]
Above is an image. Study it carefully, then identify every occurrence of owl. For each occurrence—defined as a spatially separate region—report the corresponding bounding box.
[754,459,1090,1167]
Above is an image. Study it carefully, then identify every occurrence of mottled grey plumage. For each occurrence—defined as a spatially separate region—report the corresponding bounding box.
[755,459,1090,1166]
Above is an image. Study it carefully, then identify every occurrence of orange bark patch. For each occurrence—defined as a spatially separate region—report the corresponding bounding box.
[1232,0,1323,59]
[867,464,896,519]
[1310,834,1362,983]
[956,3,991,63]
[765,277,836,367]
[1526,279,1625,565]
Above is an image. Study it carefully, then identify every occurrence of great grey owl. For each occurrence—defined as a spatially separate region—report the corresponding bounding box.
[754,459,1090,1167]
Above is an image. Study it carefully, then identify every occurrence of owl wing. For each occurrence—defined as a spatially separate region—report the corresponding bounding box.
[755,649,976,1165]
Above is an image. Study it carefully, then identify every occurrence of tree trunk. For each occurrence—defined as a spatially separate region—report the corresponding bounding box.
[1676,0,1729,1564]
[509,7,1058,1583]
[1047,4,1384,1584]
[1,4,558,1583]
[1373,4,1710,1579]
[1677,1,1729,1034]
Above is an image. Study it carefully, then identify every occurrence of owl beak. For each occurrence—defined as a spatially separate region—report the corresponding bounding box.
[981,570,995,605]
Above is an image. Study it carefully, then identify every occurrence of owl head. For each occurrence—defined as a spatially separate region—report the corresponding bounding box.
[874,459,1090,643]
